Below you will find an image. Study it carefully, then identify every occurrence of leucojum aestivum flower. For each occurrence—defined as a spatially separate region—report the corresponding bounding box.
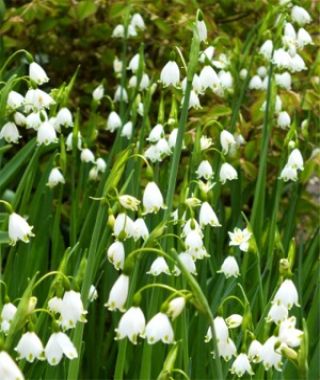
[0,1,317,379]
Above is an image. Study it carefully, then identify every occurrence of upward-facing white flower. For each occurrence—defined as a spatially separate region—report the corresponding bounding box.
[47,168,65,188]
[291,6,311,25]
[15,332,44,362]
[228,227,251,252]
[45,332,78,366]
[0,122,20,144]
[220,130,236,155]
[0,351,24,380]
[143,182,164,214]
[106,111,122,132]
[29,62,49,85]
[273,279,299,309]
[115,307,145,344]
[59,291,87,330]
[8,212,34,245]
[37,121,58,145]
[219,163,238,184]
[105,274,129,311]
[160,61,180,87]
[199,202,221,227]
[144,313,174,344]
[230,353,254,377]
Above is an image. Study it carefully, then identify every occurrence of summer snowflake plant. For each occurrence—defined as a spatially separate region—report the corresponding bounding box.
[0,1,317,379]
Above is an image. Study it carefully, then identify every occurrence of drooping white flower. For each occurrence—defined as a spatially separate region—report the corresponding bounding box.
[92,84,104,101]
[0,122,20,144]
[228,227,251,252]
[220,130,236,155]
[47,168,65,188]
[144,313,174,344]
[113,213,135,240]
[59,290,87,330]
[182,218,203,238]
[185,90,201,109]
[257,66,267,78]
[239,68,248,80]
[121,121,133,139]
[106,111,122,132]
[119,195,140,211]
[107,241,125,270]
[112,24,125,38]
[0,351,24,380]
[288,149,304,171]
[143,182,164,214]
[88,285,98,302]
[267,303,289,324]
[25,89,55,111]
[199,65,220,91]
[185,230,207,260]
[288,53,307,72]
[219,70,233,90]
[168,128,178,149]
[45,332,78,366]
[219,163,238,184]
[7,91,24,110]
[249,75,263,90]
[259,40,273,60]
[226,314,243,329]
[196,19,207,42]
[56,108,73,128]
[278,317,303,348]
[105,274,129,312]
[29,62,49,85]
[248,340,262,363]
[160,61,180,87]
[0,303,17,333]
[297,28,313,48]
[8,213,34,245]
[173,252,197,276]
[144,145,160,163]
[14,112,26,127]
[199,202,221,227]
[147,257,170,276]
[115,307,145,344]
[291,6,311,26]
[48,297,63,314]
[279,164,298,182]
[218,338,237,361]
[272,49,291,70]
[260,336,282,371]
[156,138,171,159]
[15,332,44,362]
[80,148,95,163]
[275,72,292,90]
[132,218,149,241]
[273,279,299,309]
[230,353,254,377]
[114,86,128,103]
[218,256,240,278]
[96,158,106,173]
[167,297,186,320]
[130,13,145,31]
[277,111,291,129]
[199,46,215,63]
[26,112,42,130]
[37,121,58,145]
[196,160,213,180]
[66,131,82,151]
[200,135,213,150]
[147,124,164,143]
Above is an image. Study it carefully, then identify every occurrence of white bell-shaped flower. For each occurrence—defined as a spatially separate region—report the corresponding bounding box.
[199,65,220,91]
[29,62,49,85]
[219,70,233,90]
[128,54,140,73]
[199,202,221,227]
[218,338,237,361]
[182,218,203,238]
[200,135,213,150]
[0,351,24,380]
[257,66,267,78]
[220,130,236,155]
[45,332,78,366]
[297,28,313,48]
[272,49,291,70]
[115,306,145,344]
[219,163,238,184]
[230,353,254,377]
[288,53,307,72]
[66,131,82,151]
[156,138,171,159]
[168,128,178,150]
[277,111,291,129]
[47,168,65,188]
[80,148,95,163]
[145,145,160,163]
[226,314,243,329]
[15,332,44,362]
[112,24,125,38]
[273,279,299,309]
[160,61,180,87]
[92,84,104,101]
[8,212,34,245]
[144,312,174,344]
[7,91,24,110]
[239,68,248,80]
[260,336,282,371]
[196,160,213,180]
[291,6,311,25]
[228,227,251,252]
[107,241,125,270]
[121,121,133,139]
[185,90,201,109]
[25,89,55,111]
[185,230,206,260]
[275,72,292,90]
[267,303,289,324]
[26,112,42,130]
[56,108,73,128]
[259,40,273,60]
[248,339,262,363]
[143,182,165,214]
[147,124,164,143]
[14,112,26,127]
[48,296,63,314]
[96,158,106,173]
[0,122,20,144]
[130,13,145,31]
[278,317,303,348]
[113,213,135,240]
[249,75,263,90]
[59,290,87,330]
[88,285,98,302]
[218,256,240,278]
[37,121,58,145]
[279,164,298,182]
[196,19,207,42]
[106,111,121,132]
[167,297,186,320]
[105,274,129,311]
[132,218,149,241]
[147,257,170,276]
[0,303,17,333]
[173,253,197,276]
[288,149,304,171]
[114,86,128,103]
[199,46,215,63]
